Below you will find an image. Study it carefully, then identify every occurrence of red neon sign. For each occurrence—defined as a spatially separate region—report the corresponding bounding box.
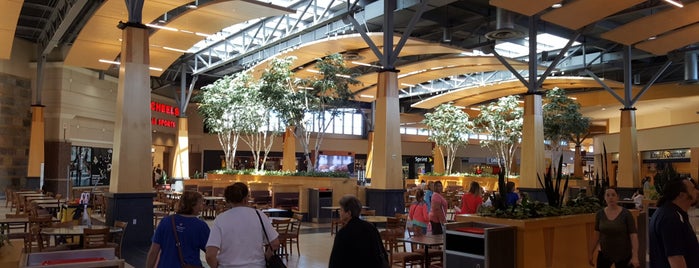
[151,117,176,128]
[150,101,180,116]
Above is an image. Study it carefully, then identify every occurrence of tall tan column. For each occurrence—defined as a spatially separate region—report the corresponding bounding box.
[27,105,45,178]
[519,94,545,188]
[432,145,445,174]
[369,71,403,189]
[617,109,640,188]
[172,117,189,179]
[109,25,152,193]
[282,126,296,171]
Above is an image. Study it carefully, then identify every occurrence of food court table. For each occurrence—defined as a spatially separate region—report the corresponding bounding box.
[397,234,444,265]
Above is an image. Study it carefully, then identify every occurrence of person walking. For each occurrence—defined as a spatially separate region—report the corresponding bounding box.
[146,191,210,268]
[429,181,447,235]
[329,195,388,268]
[205,182,280,268]
[649,178,699,268]
[455,181,483,214]
[588,188,640,268]
[408,189,429,235]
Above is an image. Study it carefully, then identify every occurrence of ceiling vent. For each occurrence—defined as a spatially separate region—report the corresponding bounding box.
[342,51,364,61]
[485,8,525,40]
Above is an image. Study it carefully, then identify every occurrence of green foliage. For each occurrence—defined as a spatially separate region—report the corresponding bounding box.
[543,88,590,151]
[266,54,359,172]
[592,143,610,205]
[422,103,474,174]
[536,155,570,208]
[474,96,523,177]
[491,170,509,211]
[479,190,601,219]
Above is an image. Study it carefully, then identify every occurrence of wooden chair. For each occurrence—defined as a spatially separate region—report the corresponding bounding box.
[360,209,376,216]
[112,221,128,257]
[83,227,111,249]
[272,218,291,260]
[25,225,71,252]
[4,213,29,240]
[284,213,303,256]
[4,188,13,208]
[380,228,423,267]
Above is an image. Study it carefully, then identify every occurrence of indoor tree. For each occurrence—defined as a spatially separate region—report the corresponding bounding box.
[422,103,474,174]
[233,70,280,173]
[197,74,242,170]
[543,87,590,176]
[474,95,523,178]
[263,54,359,171]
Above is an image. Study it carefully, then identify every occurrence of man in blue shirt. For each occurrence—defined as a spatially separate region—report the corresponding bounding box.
[649,178,699,268]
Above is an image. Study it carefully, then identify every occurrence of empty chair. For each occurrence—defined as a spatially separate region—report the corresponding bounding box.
[4,213,29,241]
[82,227,111,249]
[111,221,128,258]
[272,218,291,260]
[360,209,376,216]
[285,213,303,256]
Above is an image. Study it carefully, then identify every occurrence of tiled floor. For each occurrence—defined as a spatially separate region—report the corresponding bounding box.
[0,202,335,268]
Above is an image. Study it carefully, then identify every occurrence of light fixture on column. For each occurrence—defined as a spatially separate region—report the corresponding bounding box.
[442,27,452,42]
[664,0,684,8]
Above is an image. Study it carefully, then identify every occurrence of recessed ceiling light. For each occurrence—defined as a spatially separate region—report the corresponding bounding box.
[551,3,563,8]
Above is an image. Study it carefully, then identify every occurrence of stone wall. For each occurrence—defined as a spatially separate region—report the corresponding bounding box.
[0,73,31,187]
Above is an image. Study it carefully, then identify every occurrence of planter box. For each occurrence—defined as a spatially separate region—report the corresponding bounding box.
[455,213,595,268]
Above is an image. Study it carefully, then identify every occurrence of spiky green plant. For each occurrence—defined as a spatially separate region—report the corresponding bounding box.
[537,155,569,208]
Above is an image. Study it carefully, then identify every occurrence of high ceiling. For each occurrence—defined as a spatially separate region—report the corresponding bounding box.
[7,0,699,131]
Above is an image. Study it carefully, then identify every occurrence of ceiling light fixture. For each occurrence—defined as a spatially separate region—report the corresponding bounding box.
[146,24,178,32]
[401,83,415,87]
[359,94,374,99]
[551,3,563,8]
[351,61,381,68]
[98,59,120,65]
[664,0,684,8]
[163,47,188,53]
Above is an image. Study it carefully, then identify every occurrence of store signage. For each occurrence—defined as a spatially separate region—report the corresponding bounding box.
[150,101,178,128]
[643,149,690,160]
[414,156,432,163]
[151,101,180,116]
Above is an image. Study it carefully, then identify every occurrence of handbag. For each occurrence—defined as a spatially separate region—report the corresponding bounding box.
[254,210,287,268]
[170,215,205,268]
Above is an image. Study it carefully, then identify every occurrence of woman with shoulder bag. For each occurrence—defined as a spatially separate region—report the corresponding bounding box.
[146,191,210,268]
[205,182,281,268]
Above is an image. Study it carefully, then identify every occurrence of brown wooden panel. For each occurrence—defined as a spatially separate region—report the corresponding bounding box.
[541,0,645,30]
[0,0,23,59]
[635,23,699,55]
[490,0,559,16]
[601,1,699,45]
[65,0,191,68]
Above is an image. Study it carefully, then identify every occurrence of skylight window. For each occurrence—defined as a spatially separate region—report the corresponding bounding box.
[493,33,580,58]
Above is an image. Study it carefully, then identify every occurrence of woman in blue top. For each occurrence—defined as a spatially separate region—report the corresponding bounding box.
[146,191,210,268]
[424,181,434,211]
